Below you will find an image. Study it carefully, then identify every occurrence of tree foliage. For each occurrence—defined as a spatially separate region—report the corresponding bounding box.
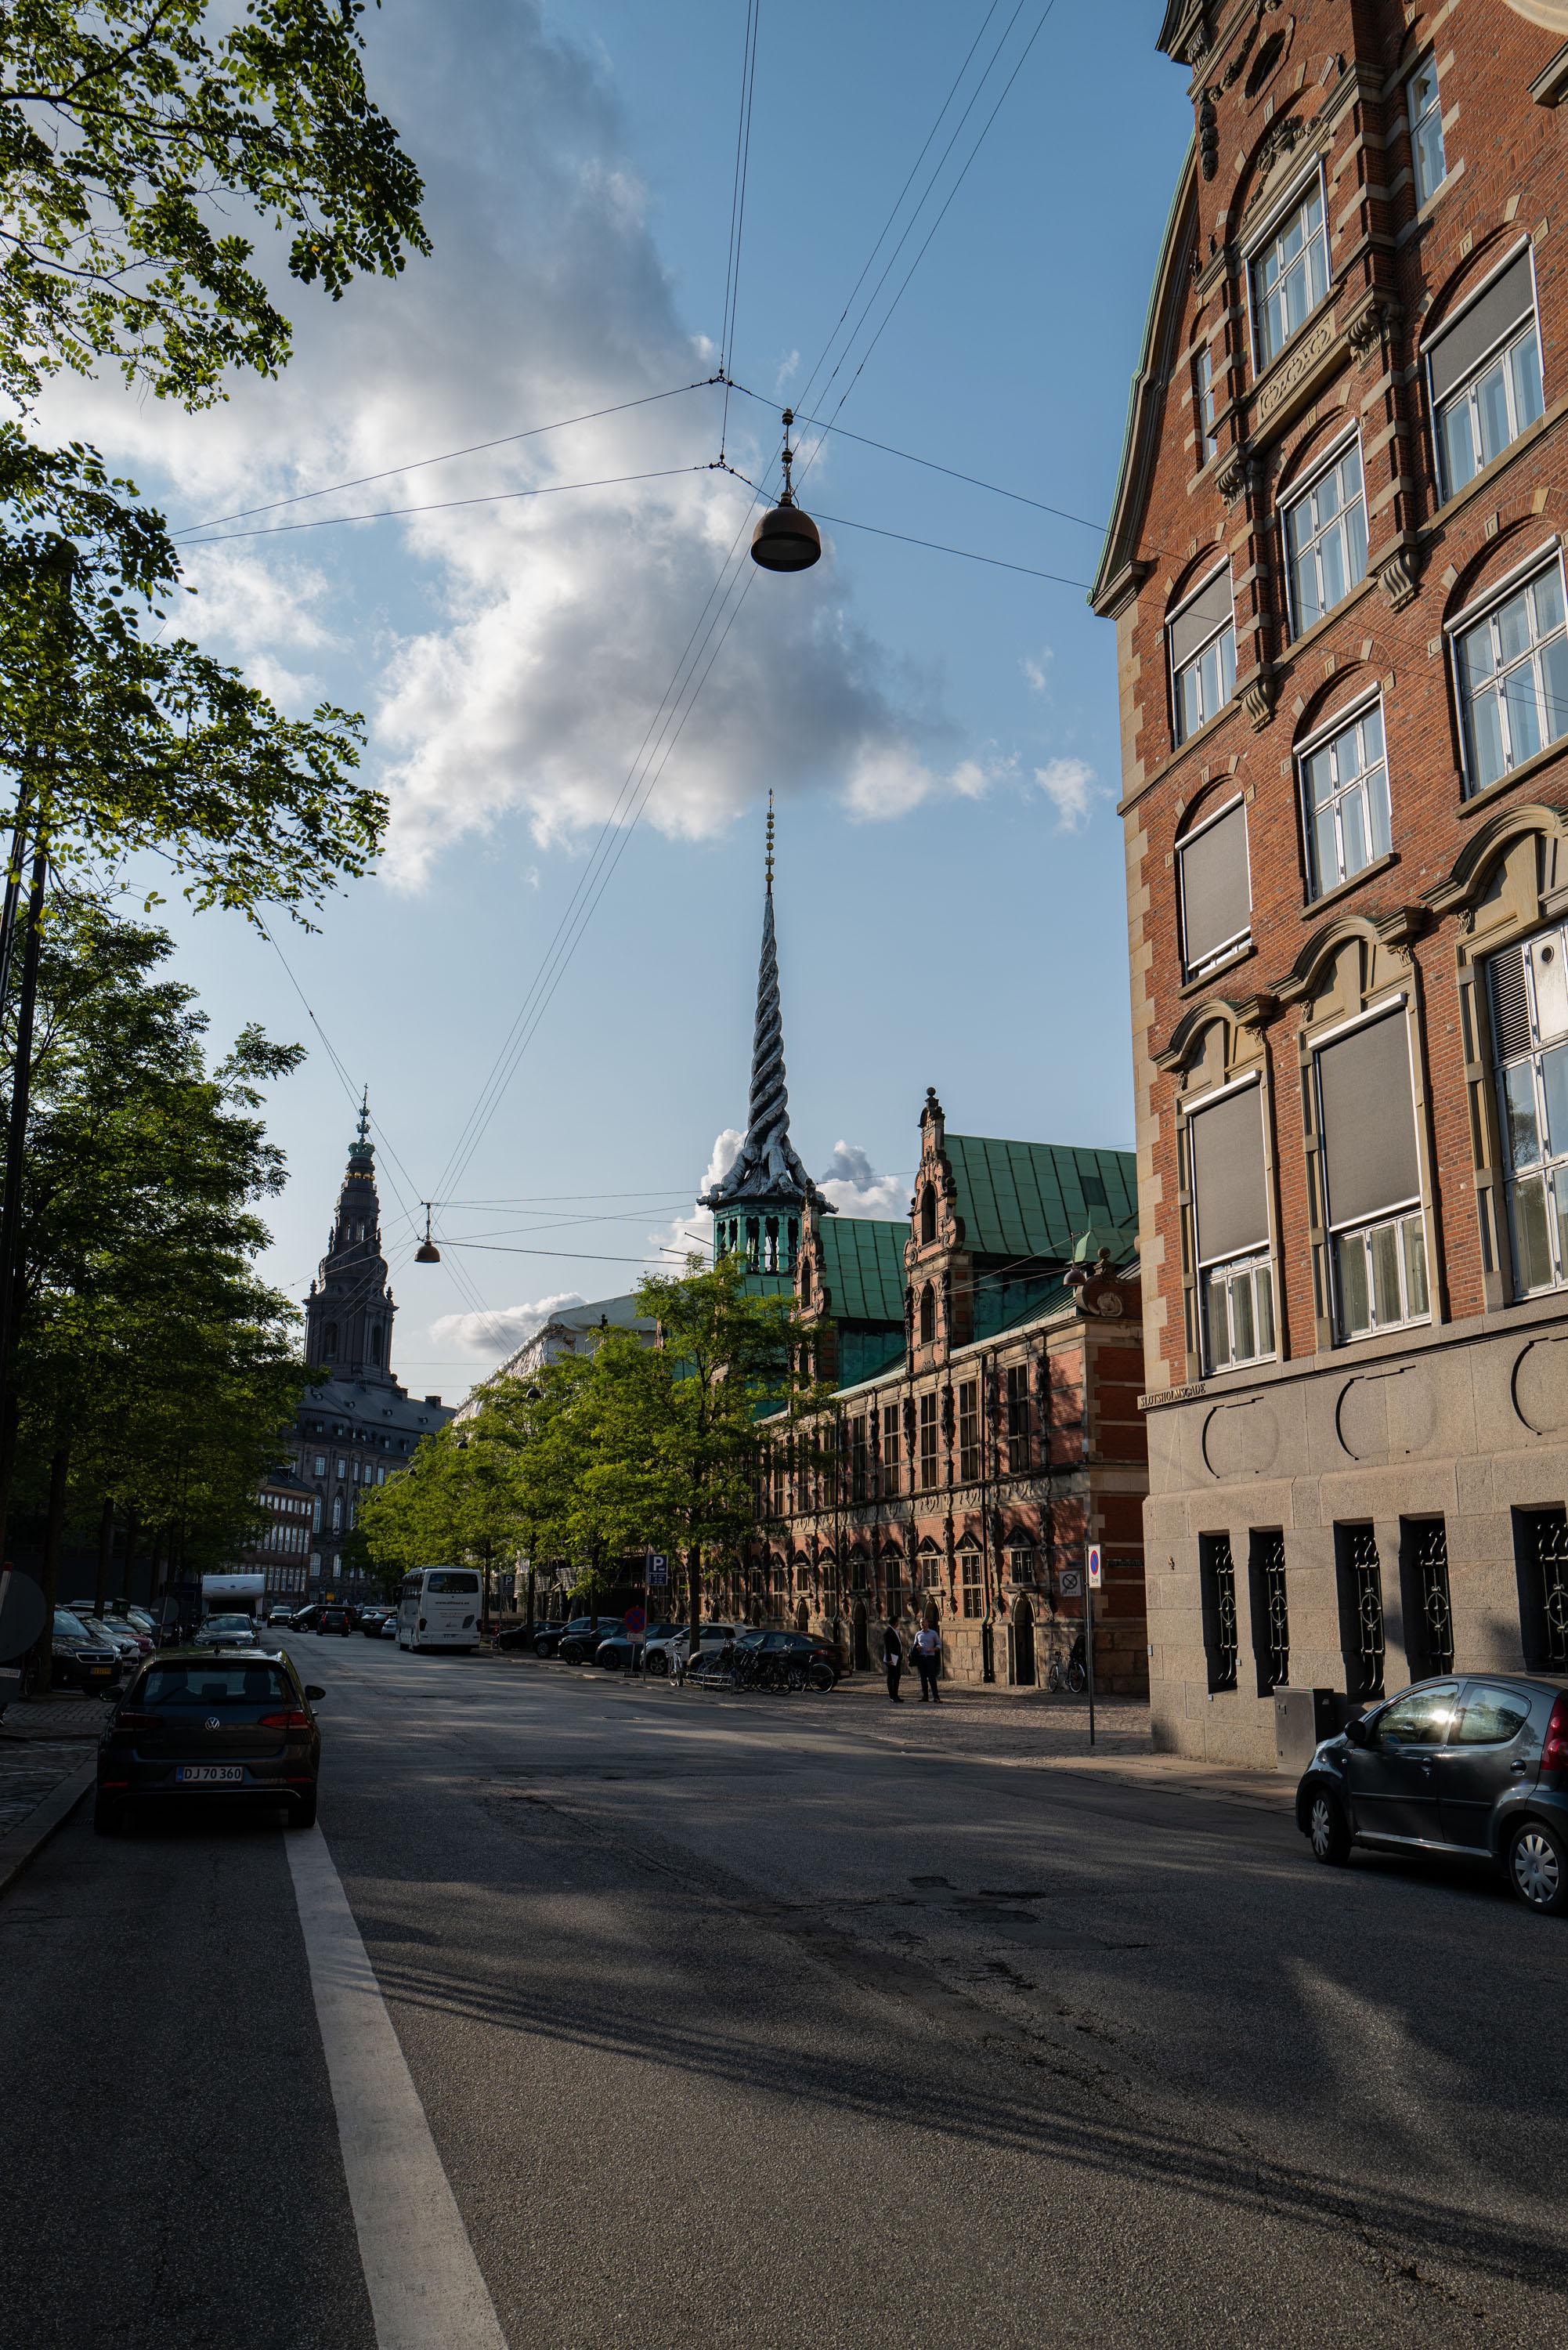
[0,0,428,411]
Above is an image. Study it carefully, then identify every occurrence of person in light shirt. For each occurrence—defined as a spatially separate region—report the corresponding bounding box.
[913,1617,943,1705]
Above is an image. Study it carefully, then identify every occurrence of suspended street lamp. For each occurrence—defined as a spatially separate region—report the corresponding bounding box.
[750,409,822,573]
[414,1202,441,1264]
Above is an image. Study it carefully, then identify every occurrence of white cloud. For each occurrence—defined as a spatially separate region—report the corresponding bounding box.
[1033,756,1102,833]
[431,1289,585,1359]
[39,0,997,888]
[773,348,801,394]
[815,1143,909,1220]
[1022,646,1055,697]
[644,1127,739,1264]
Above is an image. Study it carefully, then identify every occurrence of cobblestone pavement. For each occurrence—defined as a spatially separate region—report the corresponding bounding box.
[0,1738,95,1835]
[1,1694,113,1740]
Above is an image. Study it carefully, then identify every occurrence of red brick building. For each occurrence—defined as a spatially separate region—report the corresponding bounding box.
[1093,0,1568,1759]
[734,1089,1150,1694]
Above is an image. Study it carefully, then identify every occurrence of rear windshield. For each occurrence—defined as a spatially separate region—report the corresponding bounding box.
[426,1571,480,1594]
[139,1665,293,1708]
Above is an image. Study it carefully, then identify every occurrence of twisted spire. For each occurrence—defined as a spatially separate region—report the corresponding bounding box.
[702,800,821,1212]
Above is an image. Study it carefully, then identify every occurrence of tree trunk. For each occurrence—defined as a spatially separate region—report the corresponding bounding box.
[0,839,48,1573]
[121,1503,141,1606]
[94,1495,115,1614]
[30,1435,70,1697]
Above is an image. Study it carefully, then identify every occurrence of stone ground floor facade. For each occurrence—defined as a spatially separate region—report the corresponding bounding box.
[1144,1289,1568,1765]
[724,1271,1151,1695]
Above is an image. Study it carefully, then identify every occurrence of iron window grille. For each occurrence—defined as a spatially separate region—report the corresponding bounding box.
[1429,251,1544,501]
[1251,175,1330,367]
[1169,566,1237,745]
[1341,1526,1386,1701]
[1199,1533,1239,1693]
[1453,556,1568,796]
[1284,436,1369,638]
[1407,52,1446,208]
[1299,694,1390,898]
[1521,1508,1568,1672]
[1407,1520,1454,1679]
[960,1553,983,1618]
[1006,1365,1031,1467]
[1251,1530,1289,1693]
[1489,924,1568,1296]
[958,1381,980,1483]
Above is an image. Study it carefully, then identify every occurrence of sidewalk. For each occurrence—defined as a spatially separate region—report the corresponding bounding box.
[0,1694,107,1891]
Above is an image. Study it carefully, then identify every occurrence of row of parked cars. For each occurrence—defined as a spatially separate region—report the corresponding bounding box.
[512,1614,841,1688]
[270,1601,398,1640]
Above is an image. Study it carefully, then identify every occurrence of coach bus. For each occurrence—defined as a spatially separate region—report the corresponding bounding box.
[397,1566,482,1653]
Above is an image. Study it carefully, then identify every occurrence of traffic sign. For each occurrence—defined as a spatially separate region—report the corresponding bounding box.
[1087,1545,1103,1591]
[1057,1567,1082,1598]
[647,1553,668,1586]
[624,1603,646,1634]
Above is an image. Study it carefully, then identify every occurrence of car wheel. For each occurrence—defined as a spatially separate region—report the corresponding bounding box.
[1508,1818,1567,1915]
[648,1653,667,1677]
[288,1788,319,1830]
[1306,1788,1351,1867]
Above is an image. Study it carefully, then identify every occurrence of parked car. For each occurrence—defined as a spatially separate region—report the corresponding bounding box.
[1297,1672,1568,1914]
[314,1605,356,1636]
[46,1609,124,1694]
[531,1621,574,1659]
[291,1606,321,1634]
[268,1605,297,1626]
[496,1618,551,1654]
[70,1613,151,1663]
[558,1617,625,1666]
[595,1622,681,1672]
[378,1613,398,1640]
[643,1624,735,1678]
[358,1607,389,1638]
[193,1613,258,1650]
[94,1647,326,1833]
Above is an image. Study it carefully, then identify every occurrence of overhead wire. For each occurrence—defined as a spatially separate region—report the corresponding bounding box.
[717,0,762,459]
[178,463,718,548]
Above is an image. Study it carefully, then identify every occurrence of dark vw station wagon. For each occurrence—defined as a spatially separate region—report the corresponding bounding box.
[95,1648,325,1833]
[1297,1673,1568,1914]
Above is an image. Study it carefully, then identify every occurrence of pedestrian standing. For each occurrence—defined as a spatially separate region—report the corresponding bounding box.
[882,1619,905,1702]
[913,1617,943,1703]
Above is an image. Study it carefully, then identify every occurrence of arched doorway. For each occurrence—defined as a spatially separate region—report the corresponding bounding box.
[852,1599,869,1671]
[795,1600,809,1632]
[1013,1595,1036,1687]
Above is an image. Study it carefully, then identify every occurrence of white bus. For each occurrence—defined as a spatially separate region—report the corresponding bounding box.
[397,1567,482,1653]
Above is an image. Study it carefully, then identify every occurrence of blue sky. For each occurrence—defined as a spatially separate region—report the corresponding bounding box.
[48,2,1190,1394]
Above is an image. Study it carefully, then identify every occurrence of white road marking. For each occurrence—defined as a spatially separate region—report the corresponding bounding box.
[287,1824,509,2350]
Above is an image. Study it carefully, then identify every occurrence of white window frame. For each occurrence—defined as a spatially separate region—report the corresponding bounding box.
[1406,52,1447,209]
[1281,428,1369,639]
[1176,790,1252,978]
[1168,565,1237,746]
[1447,543,1568,797]
[1184,1073,1277,1376]
[1246,163,1331,373]
[1298,687,1392,898]
[1491,919,1568,1300]
[1195,343,1219,465]
[1425,240,1545,502]
[1312,1000,1432,1344]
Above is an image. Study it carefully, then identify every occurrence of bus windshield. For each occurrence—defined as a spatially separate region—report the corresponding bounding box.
[425,1571,480,1594]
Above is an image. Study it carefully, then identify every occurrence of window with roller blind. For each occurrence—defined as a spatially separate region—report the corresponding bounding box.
[1426,246,1544,501]
[1187,1080,1274,1372]
[1314,1007,1429,1340]
[1168,565,1236,744]
[1488,923,1568,1296]
[1177,796,1252,980]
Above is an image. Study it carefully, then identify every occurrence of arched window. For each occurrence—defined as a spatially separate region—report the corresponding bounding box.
[919,1284,936,1343]
[369,1324,381,1363]
[323,1321,338,1358]
[920,1185,937,1244]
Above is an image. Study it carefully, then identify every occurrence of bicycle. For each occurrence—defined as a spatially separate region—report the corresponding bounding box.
[1046,1632,1088,1696]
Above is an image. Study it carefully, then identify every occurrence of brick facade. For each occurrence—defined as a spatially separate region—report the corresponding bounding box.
[1095,2,1568,1760]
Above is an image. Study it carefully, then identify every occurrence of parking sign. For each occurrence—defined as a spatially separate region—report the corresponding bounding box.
[647,1553,668,1586]
[1087,1545,1103,1591]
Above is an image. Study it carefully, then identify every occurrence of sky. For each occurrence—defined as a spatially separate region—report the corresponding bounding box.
[40,1,1191,1397]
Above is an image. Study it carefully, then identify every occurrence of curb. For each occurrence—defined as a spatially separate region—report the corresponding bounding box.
[0,1757,96,1900]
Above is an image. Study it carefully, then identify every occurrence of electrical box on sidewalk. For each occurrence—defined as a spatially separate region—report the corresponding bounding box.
[1274,1687,1338,1774]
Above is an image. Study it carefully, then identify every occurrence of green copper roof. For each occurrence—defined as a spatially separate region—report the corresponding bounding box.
[945,1136,1136,1261]
[820,1217,907,1325]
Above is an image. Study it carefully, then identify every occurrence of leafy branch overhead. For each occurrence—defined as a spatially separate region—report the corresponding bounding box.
[0,0,429,410]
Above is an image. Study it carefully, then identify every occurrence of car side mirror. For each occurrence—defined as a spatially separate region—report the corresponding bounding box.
[304,1685,326,1701]
[1343,1713,1370,1747]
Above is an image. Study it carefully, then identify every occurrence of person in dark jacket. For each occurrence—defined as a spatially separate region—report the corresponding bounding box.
[883,1619,905,1702]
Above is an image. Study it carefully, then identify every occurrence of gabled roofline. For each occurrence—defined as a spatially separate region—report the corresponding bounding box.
[1089,141,1198,618]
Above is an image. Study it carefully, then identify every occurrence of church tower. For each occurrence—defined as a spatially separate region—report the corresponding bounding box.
[702,798,832,1275]
[305,1092,397,1385]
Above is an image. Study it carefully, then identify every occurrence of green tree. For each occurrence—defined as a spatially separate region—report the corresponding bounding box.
[0,1,428,412]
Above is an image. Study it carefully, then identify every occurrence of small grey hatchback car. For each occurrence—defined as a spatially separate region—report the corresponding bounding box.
[1295,1672,1568,1914]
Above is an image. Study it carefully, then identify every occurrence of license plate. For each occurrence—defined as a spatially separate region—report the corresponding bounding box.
[175,1766,244,1785]
[90,1666,113,1679]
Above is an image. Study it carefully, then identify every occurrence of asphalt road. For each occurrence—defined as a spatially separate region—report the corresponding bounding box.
[2,1636,1565,2350]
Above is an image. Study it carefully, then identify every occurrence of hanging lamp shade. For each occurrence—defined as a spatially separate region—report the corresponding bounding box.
[415,1237,441,1264]
[751,492,822,573]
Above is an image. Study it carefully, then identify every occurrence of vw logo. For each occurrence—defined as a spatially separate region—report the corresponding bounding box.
[205,1717,221,1730]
